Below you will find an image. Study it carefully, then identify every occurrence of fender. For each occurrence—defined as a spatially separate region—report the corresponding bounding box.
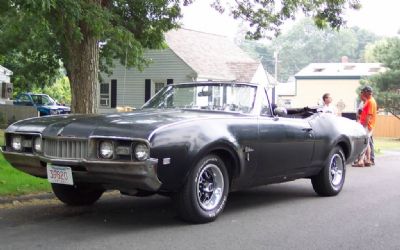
[150,118,252,191]
[186,139,245,181]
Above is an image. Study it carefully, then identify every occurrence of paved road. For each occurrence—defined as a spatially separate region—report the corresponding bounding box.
[1,153,399,250]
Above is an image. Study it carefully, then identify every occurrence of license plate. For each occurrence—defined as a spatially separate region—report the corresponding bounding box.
[47,164,74,185]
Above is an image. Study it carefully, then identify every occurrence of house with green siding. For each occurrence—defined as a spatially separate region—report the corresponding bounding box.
[98,28,271,113]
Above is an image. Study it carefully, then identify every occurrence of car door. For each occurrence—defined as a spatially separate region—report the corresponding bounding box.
[255,115,291,180]
[254,91,315,181]
[274,117,315,174]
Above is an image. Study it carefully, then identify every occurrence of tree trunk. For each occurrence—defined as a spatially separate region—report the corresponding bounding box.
[65,31,99,114]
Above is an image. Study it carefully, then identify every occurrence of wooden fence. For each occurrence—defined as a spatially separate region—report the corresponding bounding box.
[374,115,400,138]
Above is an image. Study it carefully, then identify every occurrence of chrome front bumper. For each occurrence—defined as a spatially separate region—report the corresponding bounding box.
[1,147,162,191]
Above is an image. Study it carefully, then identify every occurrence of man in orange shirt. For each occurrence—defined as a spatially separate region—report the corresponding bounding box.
[355,86,377,167]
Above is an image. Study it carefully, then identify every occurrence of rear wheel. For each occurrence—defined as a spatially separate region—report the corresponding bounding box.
[51,183,104,206]
[312,146,346,196]
[174,154,229,223]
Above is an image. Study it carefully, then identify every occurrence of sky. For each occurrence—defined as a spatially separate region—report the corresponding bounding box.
[181,0,400,39]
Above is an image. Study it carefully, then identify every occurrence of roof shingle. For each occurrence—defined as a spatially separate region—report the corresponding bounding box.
[165,29,258,81]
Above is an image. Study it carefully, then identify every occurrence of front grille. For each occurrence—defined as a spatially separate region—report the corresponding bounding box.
[43,138,88,159]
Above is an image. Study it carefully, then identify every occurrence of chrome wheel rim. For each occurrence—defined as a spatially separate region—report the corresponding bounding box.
[196,164,224,211]
[329,153,344,187]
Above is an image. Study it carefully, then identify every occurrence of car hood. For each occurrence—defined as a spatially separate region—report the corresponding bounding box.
[6,109,243,140]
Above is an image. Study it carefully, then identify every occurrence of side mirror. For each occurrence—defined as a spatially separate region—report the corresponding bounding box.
[274,107,287,117]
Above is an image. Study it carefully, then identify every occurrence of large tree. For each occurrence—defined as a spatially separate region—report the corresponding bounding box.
[1,0,182,113]
[364,38,400,119]
[1,0,360,113]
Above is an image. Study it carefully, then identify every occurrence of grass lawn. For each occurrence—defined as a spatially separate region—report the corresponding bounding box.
[374,137,400,154]
[0,130,50,196]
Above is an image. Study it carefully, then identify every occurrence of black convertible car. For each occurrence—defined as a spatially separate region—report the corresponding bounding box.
[2,82,367,223]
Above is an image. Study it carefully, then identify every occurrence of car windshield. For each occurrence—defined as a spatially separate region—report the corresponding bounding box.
[142,83,257,114]
[31,95,55,106]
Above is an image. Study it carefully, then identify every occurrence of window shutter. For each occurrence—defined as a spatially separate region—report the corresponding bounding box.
[111,80,117,108]
[145,79,151,102]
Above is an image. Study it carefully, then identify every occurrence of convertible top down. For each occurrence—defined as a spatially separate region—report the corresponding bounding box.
[2,82,367,223]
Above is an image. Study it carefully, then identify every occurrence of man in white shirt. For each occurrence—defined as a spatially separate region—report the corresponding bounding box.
[319,93,337,114]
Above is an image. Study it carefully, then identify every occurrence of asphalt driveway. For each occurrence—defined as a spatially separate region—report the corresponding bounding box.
[0,152,399,250]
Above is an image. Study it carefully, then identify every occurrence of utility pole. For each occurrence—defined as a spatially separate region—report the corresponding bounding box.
[273,50,278,105]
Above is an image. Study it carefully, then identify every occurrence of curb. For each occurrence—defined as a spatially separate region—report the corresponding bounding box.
[0,192,55,205]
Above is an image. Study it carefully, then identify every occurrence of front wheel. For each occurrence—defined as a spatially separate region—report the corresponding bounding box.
[174,154,229,223]
[51,183,104,206]
[311,147,346,196]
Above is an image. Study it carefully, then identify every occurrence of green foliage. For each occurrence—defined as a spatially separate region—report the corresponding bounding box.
[1,0,361,113]
[362,71,400,119]
[240,18,379,82]
[0,6,61,93]
[1,0,182,111]
[363,38,400,119]
[99,0,182,74]
[32,77,71,105]
[229,0,361,39]
[371,38,400,69]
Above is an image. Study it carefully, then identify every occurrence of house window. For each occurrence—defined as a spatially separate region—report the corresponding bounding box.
[155,82,165,93]
[145,79,173,102]
[100,83,110,107]
[152,81,166,96]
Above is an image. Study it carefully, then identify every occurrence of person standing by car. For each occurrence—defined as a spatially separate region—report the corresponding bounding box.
[357,94,376,165]
[354,86,377,167]
[319,93,337,114]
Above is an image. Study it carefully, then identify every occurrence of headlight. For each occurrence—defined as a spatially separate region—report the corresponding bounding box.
[99,141,114,159]
[134,143,149,161]
[34,137,42,152]
[11,136,22,151]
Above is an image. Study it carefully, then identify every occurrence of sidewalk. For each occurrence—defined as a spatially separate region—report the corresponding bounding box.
[0,190,120,206]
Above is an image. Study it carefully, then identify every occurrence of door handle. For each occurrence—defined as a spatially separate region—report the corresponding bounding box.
[302,128,313,132]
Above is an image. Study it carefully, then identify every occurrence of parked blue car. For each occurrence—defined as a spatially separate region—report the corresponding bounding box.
[13,93,71,116]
